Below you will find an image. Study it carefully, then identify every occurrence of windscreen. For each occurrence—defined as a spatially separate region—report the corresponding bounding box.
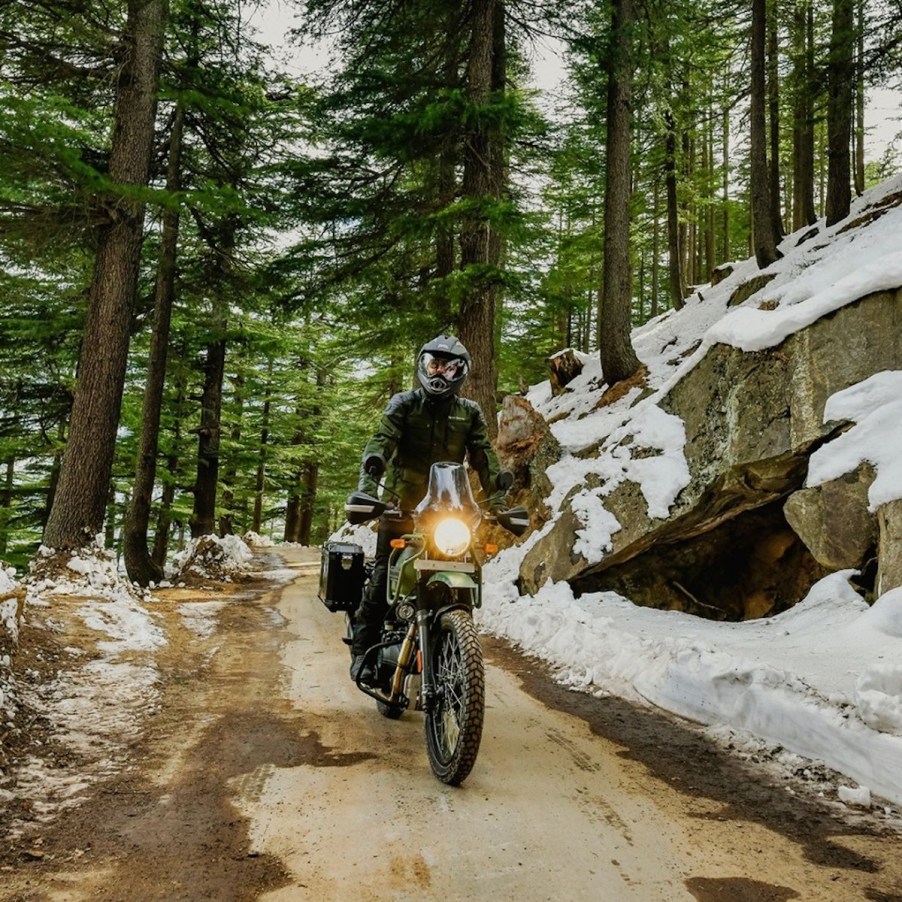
[415,461,479,517]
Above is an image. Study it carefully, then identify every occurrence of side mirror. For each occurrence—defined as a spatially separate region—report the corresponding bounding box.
[345,491,387,525]
[496,506,530,537]
[496,469,514,492]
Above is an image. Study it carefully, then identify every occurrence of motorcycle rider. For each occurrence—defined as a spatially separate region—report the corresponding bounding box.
[350,334,504,683]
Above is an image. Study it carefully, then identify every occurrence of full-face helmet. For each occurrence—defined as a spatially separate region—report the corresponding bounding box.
[416,334,470,399]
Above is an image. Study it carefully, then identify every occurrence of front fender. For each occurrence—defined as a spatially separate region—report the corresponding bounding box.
[425,571,478,591]
[425,570,481,610]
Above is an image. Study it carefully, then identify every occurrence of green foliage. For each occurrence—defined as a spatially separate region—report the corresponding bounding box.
[1,0,900,563]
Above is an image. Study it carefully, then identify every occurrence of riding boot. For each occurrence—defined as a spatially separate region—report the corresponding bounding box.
[349,583,383,684]
[350,652,375,684]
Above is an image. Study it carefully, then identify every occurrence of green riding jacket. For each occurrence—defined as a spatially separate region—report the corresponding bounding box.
[358,388,502,511]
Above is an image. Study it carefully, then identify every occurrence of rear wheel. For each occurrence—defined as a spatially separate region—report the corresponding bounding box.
[425,609,484,785]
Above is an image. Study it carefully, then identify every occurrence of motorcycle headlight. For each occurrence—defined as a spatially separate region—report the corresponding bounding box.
[433,517,471,557]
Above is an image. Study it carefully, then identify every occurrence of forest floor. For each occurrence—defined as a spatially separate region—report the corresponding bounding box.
[1,546,901,901]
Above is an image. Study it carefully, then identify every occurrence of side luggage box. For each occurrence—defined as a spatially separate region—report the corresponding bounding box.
[318,542,365,612]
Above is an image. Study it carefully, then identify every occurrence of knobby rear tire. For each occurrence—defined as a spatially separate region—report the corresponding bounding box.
[424,609,485,785]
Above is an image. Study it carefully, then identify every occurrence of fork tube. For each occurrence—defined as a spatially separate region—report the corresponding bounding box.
[390,622,418,698]
[416,608,434,711]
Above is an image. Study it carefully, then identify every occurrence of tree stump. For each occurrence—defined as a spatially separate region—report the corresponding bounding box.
[547,348,584,395]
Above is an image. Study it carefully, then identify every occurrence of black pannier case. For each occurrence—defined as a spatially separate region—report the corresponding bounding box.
[318,542,365,612]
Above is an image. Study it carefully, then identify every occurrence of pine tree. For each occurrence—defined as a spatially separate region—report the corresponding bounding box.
[600,0,640,385]
[825,0,854,225]
[44,0,168,550]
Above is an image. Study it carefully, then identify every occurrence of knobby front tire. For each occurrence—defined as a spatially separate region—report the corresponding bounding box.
[425,609,485,785]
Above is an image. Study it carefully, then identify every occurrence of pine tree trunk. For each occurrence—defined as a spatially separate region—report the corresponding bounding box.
[750,0,780,267]
[790,0,817,227]
[722,103,730,259]
[600,0,640,386]
[252,393,271,534]
[284,365,324,544]
[283,496,300,544]
[152,373,186,568]
[298,460,319,545]
[457,0,502,436]
[218,374,244,536]
[767,1,785,241]
[123,99,185,586]
[705,107,716,278]
[687,134,697,286]
[853,0,865,196]
[825,0,853,225]
[791,2,806,230]
[651,177,660,318]
[664,110,685,309]
[43,0,167,550]
[152,455,177,568]
[435,149,455,326]
[189,332,226,538]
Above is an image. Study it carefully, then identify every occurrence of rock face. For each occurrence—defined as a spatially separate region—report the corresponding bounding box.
[878,500,902,597]
[519,287,902,617]
[783,464,876,571]
[495,394,561,530]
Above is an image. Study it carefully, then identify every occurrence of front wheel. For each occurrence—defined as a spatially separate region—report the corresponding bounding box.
[425,609,485,785]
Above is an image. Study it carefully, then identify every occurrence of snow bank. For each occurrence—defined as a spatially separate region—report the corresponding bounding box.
[480,175,902,810]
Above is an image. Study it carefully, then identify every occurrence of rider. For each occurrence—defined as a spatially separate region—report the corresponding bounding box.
[350,334,504,683]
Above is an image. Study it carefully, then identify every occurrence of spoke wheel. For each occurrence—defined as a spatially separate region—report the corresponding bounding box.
[425,609,484,785]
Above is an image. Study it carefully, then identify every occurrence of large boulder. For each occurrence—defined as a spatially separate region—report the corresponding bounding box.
[783,464,877,571]
[878,500,902,596]
[496,394,561,521]
[520,287,902,615]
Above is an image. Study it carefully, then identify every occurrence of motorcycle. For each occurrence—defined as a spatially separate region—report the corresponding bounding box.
[320,460,528,785]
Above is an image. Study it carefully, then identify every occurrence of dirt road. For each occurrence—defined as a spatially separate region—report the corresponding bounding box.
[2,545,901,901]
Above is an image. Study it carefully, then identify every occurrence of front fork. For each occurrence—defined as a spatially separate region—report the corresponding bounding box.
[389,621,419,700]
[416,608,435,713]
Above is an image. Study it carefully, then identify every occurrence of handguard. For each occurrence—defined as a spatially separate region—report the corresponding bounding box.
[495,506,530,537]
[345,491,387,524]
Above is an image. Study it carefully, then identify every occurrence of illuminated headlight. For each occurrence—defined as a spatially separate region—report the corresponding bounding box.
[433,517,471,557]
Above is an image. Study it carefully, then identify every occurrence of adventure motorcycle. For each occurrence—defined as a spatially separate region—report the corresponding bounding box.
[318,461,528,785]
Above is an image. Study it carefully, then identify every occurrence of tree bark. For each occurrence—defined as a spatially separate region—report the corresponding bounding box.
[722,102,730,259]
[853,0,865,196]
[651,176,660,318]
[767,0,785,240]
[189,330,227,538]
[152,370,186,568]
[705,106,716,278]
[791,1,817,229]
[152,454,178,568]
[825,0,854,225]
[600,0,641,386]
[284,363,323,544]
[663,110,685,309]
[297,460,319,545]
[218,373,244,536]
[750,0,780,267]
[43,0,167,550]
[123,99,185,586]
[251,388,271,534]
[457,0,502,437]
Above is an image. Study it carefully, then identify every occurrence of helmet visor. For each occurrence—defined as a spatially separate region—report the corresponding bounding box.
[420,353,468,381]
